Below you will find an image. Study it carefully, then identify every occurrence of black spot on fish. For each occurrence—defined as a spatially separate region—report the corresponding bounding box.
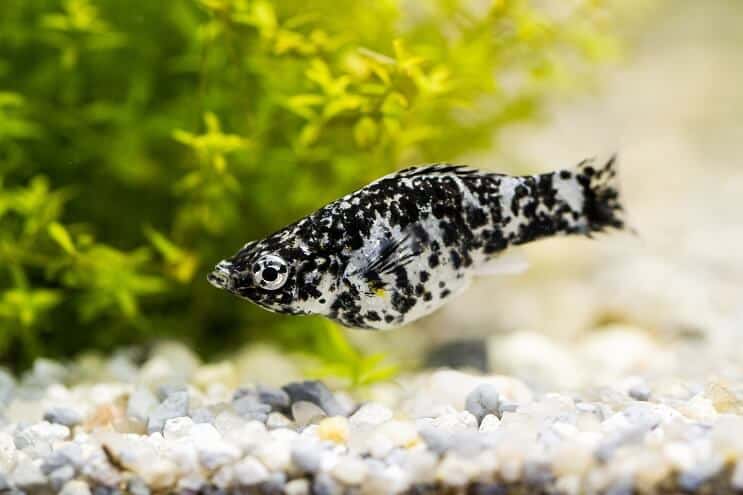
[366,311,381,322]
[391,292,416,314]
[450,250,462,269]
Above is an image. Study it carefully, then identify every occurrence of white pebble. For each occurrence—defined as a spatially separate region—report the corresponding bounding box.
[163,416,194,440]
[233,457,269,486]
[350,403,393,428]
[479,414,501,432]
[59,480,92,495]
[292,401,327,426]
[332,456,368,485]
[285,478,310,495]
[0,432,17,473]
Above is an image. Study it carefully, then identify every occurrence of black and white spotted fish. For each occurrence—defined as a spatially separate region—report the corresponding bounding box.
[208,156,625,329]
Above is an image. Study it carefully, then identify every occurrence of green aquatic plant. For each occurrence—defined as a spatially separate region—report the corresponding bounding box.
[0,0,624,373]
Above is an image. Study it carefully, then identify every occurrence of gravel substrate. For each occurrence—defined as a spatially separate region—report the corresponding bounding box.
[2,342,743,495]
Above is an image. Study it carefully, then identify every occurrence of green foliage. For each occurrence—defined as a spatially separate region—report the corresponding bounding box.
[0,0,623,372]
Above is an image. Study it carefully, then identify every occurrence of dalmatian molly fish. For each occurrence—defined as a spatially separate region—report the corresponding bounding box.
[208,156,625,329]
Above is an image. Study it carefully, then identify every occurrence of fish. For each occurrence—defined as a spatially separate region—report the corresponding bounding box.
[208,156,626,329]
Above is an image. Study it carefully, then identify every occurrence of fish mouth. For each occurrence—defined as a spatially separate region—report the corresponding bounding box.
[207,261,235,290]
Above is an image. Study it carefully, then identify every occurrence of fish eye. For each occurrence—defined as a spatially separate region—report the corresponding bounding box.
[252,254,289,290]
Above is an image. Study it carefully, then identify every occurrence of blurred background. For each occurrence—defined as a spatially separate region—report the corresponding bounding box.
[0,0,740,389]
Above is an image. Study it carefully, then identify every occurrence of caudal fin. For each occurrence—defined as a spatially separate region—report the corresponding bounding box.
[575,155,626,234]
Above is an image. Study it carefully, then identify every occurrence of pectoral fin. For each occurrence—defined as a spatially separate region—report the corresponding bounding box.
[477,248,529,276]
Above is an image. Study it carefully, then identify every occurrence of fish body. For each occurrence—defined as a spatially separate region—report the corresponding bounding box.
[208,157,625,329]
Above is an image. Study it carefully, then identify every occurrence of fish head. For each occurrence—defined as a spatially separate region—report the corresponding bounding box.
[208,233,329,316]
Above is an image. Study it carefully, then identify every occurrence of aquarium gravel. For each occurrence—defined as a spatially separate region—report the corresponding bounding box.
[2,341,743,495]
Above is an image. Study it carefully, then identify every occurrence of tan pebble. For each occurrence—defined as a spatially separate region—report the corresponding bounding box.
[317,416,350,444]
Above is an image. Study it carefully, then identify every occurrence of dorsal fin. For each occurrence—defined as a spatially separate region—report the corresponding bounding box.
[392,163,481,179]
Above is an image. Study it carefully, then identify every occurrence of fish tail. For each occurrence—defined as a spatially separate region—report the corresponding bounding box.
[574,154,627,234]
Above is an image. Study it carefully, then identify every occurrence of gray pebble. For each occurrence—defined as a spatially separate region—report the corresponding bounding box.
[190,407,216,424]
[42,445,79,474]
[0,472,9,491]
[147,390,189,434]
[127,476,151,495]
[232,395,271,422]
[604,478,634,495]
[92,486,122,495]
[156,383,187,401]
[496,401,518,418]
[10,461,48,490]
[469,483,509,495]
[417,427,452,454]
[0,369,14,408]
[257,385,290,412]
[628,383,651,401]
[282,381,347,417]
[465,384,501,423]
[312,473,341,495]
[522,461,554,487]
[48,465,76,491]
[44,407,83,428]
[232,387,255,401]
[259,472,287,495]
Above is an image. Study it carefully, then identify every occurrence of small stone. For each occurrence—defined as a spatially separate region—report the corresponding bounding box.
[0,368,15,408]
[283,381,347,416]
[147,390,189,434]
[332,456,368,485]
[266,412,293,429]
[418,427,452,454]
[233,394,271,422]
[312,472,342,495]
[479,414,501,432]
[285,478,310,495]
[127,476,151,495]
[41,443,82,474]
[523,461,554,487]
[190,407,216,424]
[49,465,76,490]
[24,358,68,388]
[14,422,70,457]
[44,407,83,427]
[0,432,17,473]
[127,387,158,423]
[11,460,48,490]
[349,403,393,428]
[291,440,323,473]
[258,386,291,411]
[731,460,743,491]
[465,384,501,423]
[233,457,269,486]
[261,472,288,495]
[436,452,478,486]
[193,362,237,391]
[0,473,9,491]
[256,440,292,471]
[292,401,327,426]
[59,480,92,495]
[317,416,350,444]
[628,383,651,401]
[416,411,478,434]
[163,416,194,440]
[156,383,187,401]
[191,423,241,470]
